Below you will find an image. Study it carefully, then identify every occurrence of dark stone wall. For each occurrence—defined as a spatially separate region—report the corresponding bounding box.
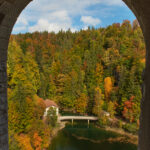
[0,1,32,149]
[123,1,150,149]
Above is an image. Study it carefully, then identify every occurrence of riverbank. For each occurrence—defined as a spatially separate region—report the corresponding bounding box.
[50,122,66,138]
[65,120,138,145]
[70,126,138,145]
[105,126,138,145]
[95,114,138,145]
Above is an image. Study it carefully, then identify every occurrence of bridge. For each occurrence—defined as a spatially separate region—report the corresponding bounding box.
[58,116,98,126]
[59,116,98,121]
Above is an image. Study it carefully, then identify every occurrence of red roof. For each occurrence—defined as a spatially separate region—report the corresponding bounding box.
[44,99,58,108]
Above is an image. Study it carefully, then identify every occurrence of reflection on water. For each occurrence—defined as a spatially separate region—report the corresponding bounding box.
[49,123,137,150]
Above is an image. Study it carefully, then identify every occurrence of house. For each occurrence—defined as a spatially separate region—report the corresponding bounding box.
[43,99,59,117]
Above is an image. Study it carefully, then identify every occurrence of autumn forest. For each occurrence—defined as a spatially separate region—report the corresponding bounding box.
[8,20,145,149]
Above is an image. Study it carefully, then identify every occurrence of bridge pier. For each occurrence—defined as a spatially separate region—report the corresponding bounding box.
[72,119,74,126]
[88,120,90,128]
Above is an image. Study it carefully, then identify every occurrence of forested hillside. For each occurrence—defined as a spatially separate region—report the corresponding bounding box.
[8,20,145,149]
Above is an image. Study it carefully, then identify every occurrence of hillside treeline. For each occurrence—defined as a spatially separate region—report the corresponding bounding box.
[8,20,145,149]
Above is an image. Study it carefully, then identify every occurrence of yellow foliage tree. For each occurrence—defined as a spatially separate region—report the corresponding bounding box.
[75,93,88,114]
[93,87,104,117]
[104,77,113,100]
[107,101,116,118]
[95,63,103,86]
[15,134,33,150]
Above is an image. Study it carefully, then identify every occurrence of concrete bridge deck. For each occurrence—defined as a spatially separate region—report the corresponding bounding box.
[58,116,98,121]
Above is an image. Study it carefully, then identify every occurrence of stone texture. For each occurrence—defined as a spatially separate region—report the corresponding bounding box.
[122,1,150,149]
[0,0,150,149]
[0,1,32,149]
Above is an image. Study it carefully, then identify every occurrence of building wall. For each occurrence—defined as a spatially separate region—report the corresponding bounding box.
[44,106,59,117]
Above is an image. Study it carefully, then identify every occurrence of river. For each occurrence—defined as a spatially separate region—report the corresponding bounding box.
[48,122,137,150]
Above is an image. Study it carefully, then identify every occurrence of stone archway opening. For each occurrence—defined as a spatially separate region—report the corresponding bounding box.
[0,0,150,150]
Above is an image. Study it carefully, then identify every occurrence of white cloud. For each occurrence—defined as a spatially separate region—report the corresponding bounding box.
[27,0,123,14]
[29,19,76,33]
[13,15,28,33]
[28,10,77,33]
[13,26,27,33]
[16,16,28,26]
[12,0,125,33]
[104,0,123,6]
[81,16,101,26]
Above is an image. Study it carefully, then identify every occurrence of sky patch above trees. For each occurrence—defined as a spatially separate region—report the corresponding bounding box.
[12,0,135,33]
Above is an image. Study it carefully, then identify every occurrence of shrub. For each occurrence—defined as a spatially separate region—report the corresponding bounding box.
[107,101,116,118]
[46,107,58,128]
[97,115,109,128]
[117,120,123,128]
[122,123,138,134]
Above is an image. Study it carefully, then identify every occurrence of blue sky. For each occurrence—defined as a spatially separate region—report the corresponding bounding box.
[12,0,136,34]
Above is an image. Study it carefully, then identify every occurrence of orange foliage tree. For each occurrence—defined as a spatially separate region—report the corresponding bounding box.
[33,132,42,150]
[33,95,46,119]
[15,134,33,150]
[104,77,113,100]
[122,96,136,122]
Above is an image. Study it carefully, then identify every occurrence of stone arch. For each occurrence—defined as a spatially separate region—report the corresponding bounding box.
[0,0,150,149]
[0,1,32,149]
[123,1,150,150]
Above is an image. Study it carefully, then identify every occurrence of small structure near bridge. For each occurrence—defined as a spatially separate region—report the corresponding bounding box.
[43,100,59,117]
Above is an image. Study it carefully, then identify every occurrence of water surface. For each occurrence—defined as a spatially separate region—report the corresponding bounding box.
[49,123,137,150]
